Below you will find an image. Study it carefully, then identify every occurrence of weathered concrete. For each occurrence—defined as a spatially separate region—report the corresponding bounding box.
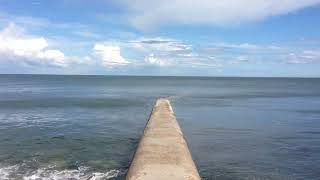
[126,98,201,180]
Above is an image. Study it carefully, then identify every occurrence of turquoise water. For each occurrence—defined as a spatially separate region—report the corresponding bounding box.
[0,75,320,179]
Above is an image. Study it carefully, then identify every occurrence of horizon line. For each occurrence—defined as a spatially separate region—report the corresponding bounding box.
[0,73,319,79]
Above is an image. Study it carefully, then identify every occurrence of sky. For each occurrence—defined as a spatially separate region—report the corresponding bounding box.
[0,0,320,77]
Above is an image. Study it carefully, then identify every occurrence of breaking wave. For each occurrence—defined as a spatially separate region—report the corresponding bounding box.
[0,164,126,180]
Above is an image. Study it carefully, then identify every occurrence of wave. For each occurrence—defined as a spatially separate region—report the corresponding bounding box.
[0,164,126,180]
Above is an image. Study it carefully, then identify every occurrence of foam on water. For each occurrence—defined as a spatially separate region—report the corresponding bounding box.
[0,164,126,180]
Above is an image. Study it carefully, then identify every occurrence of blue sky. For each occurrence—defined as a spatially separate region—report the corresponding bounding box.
[0,0,320,77]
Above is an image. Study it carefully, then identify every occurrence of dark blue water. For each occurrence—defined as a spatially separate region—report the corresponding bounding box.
[0,75,320,179]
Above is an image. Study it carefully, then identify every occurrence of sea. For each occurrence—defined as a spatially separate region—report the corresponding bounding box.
[0,75,320,180]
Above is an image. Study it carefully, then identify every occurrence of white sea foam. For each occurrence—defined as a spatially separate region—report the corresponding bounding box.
[0,164,126,180]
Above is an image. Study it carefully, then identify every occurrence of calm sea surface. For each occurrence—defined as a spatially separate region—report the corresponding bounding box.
[0,75,320,180]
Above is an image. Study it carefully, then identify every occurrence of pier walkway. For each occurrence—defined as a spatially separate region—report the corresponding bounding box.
[126,98,200,180]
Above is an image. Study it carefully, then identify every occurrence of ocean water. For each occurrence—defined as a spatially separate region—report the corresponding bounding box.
[0,75,320,180]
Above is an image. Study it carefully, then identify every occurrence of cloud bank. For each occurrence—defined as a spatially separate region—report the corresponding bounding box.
[286,50,320,64]
[0,23,67,67]
[93,44,130,67]
[120,0,320,30]
[144,54,170,66]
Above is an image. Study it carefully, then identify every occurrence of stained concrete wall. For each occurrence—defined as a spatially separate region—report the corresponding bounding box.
[126,98,201,180]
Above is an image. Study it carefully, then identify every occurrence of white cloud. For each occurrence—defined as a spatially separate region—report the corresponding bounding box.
[126,37,221,67]
[0,11,88,31]
[229,56,250,64]
[212,43,276,51]
[286,50,320,64]
[144,54,170,66]
[73,31,101,39]
[92,37,320,70]
[301,50,320,59]
[123,37,222,68]
[129,37,191,53]
[93,44,130,67]
[0,23,68,67]
[120,0,320,30]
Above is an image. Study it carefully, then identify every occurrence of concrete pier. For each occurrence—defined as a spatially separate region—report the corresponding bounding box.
[126,98,201,180]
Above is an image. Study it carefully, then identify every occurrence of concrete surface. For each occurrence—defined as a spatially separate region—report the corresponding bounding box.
[126,98,201,180]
